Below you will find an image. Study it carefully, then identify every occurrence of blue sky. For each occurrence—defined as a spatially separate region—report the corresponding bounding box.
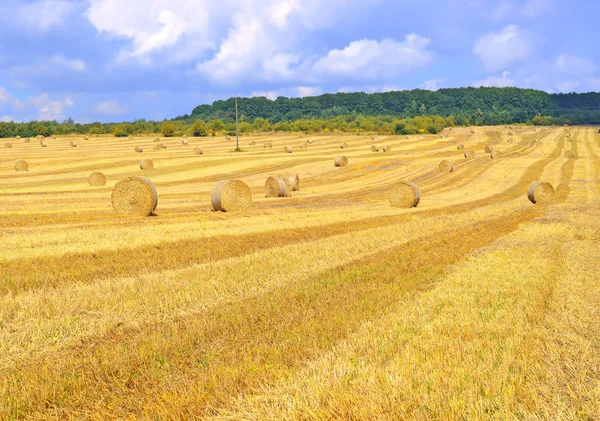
[0,0,599,123]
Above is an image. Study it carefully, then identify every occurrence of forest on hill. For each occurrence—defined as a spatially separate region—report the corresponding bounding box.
[1,87,600,138]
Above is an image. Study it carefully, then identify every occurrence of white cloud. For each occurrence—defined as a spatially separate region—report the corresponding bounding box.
[473,71,515,87]
[337,85,402,94]
[492,0,551,18]
[473,25,534,71]
[555,54,596,75]
[29,94,74,121]
[556,81,580,93]
[296,86,322,97]
[313,35,432,79]
[17,0,73,33]
[251,91,279,101]
[0,87,9,104]
[94,100,127,115]
[419,80,444,91]
[49,56,86,72]
[1,115,19,123]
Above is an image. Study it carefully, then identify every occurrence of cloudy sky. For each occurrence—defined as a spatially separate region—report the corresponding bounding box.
[0,0,598,123]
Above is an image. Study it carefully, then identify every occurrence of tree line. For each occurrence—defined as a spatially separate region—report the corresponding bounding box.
[2,87,600,138]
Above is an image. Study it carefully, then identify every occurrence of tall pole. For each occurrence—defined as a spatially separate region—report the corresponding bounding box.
[235,97,239,150]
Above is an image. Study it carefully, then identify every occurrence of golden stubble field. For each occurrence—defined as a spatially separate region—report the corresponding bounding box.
[0,126,599,420]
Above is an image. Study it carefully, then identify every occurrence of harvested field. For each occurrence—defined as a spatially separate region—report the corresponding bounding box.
[0,127,599,420]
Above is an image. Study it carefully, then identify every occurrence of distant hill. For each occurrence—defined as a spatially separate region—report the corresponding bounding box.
[186,87,600,125]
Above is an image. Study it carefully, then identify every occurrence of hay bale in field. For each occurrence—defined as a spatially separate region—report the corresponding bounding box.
[264,142,272,148]
[140,158,154,170]
[307,139,313,144]
[154,137,160,142]
[183,134,189,139]
[288,173,300,191]
[265,176,291,198]
[111,176,158,216]
[564,150,575,158]
[88,172,106,186]
[24,138,30,143]
[5,142,12,148]
[334,155,348,167]
[389,181,420,208]
[84,136,89,140]
[193,147,203,155]
[52,136,57,140]
[491,150,501,159]
[527,181,555,204]
[382,145,391,152]
[36,135,44,139]
[15,135,20,139]
[340,142,348,149]
[464,149,475,159]
[508,131,514,136]
[153,143,162,151]
[439,160,454,173]
[507,138,513,143]
[284,146,292,153]
[484,144,493,153]
[14,160,28,171]
[249,140,256,146]
[70,141,77,148]
[225,135,231,141]
[470,130,475,134]
[40,140,47,147]
[182,139,188,145]
[371,145,380,152]
[456,143,465,150]
[211,180,252,212]
[160,143,167,149]
[299,143,307,149]
[134,146,143,153]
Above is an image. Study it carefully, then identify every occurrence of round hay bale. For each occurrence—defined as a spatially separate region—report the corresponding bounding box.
[15,135,20,139]
[154,137,160,143]
[334,156,348,167]
[382,145,391,152]
[484,144,493,153]
[439,160,454,173]
[52,136,57,140]
[135,146,144,153]
[5,143,12,148]
[153,144,162,151]
[491,150,501,159]
[371,145,379,152]
[140,159,154,170]
[36,135,44,140]
[527,181,555,204]
[288,174,300,191]
[211,180,252,212]
[182,139,188,145]
[284,146,292,153]
[24,138,31,143]
[389,181,420,208]
[193,147,203,155]
[299,143,307,149]
[470,130,475,134]
[84,136,89,141]
[508,131,514,136]
[264,142,272,148]
[340,142,348,149]
[160,143,167,149]
[249,140,256,146]
[464,149,475,159]
[225,135,231,141]
[456,144,465,150]
[183,134,189,139]
[70,141,77,148]
[507,138,513,143]
[265,176,291,198]
[306,139,313,144]
[14,160,28,171]
[88,172,107,186]
[564,150,575,158]
[111,176,158,216]
[40,141,47,147]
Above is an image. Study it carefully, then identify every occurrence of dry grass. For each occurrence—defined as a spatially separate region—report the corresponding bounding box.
[0,127,598,420]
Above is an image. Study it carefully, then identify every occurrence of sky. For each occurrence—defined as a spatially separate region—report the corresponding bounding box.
[0,0,599,123]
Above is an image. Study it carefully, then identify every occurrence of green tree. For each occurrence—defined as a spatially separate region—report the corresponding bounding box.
[161,121,175,137]
[191,120,208,136]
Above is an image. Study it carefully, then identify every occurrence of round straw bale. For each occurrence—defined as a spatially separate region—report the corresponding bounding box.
[334,156,348,167]
[15,135,20,139]
[153,143,162,151]
[225,135,231,141]
[491,150,501,159]
[24,138,31,143]
[40,141,47,147]
[340,142,348,149]
[464,149,475,159]
[527,181,555,204]
[484,144,493,153]
[135,146,143,153]
[371,145,379,152]
[249,140,256,146]
[470,130,475,134]
[36,135,44,139]
[439,160,454,173]
[154,137,160,142]
[389,181,420,208]
[564,150,575,158]
[457,143,465,150]
[299,143,307,149]
[140,159,154,170]
[193,147,203,155]
[264,142,272,148]
[265,176,290,198]
[382,145,391,152]
[14,160,28,171]
[288,174,300,191]
[88,172,106,186]
[70,141,77,148]
[111,176,158,216]
[307,139,313,144]
[84,136,89,140]
[508,131,514,136]
[5,143,12,148]
[182,139,188,145]
[284,146,292,153]
[507,138,513,143]
[183,134,189,139]
[211,180,252,212]
[160,143,167,149]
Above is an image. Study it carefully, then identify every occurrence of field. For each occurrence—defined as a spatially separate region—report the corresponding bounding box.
[1,126,599,420]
